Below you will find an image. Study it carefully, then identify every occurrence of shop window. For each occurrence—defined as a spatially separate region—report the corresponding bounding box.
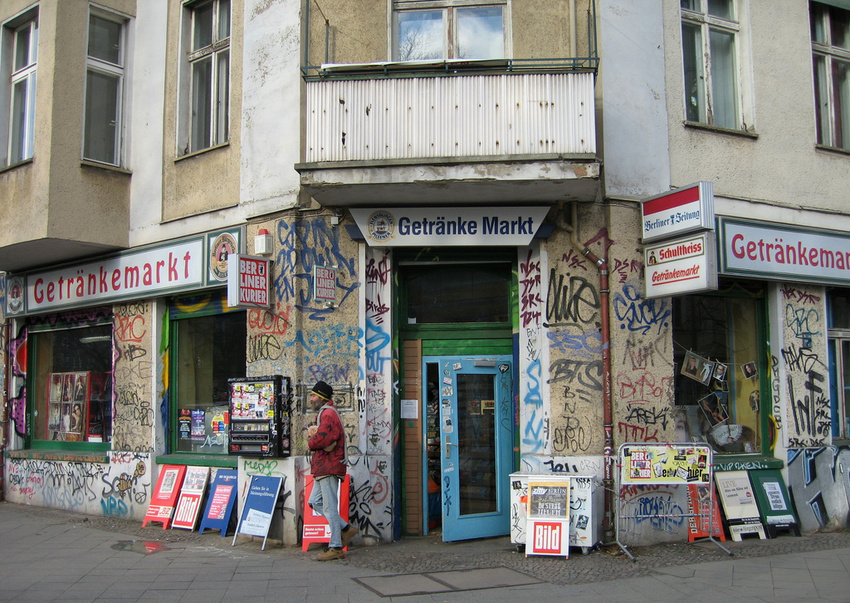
[673,286,765,454]
[828,289,850,439]
[393,1,506,61]
[169,293,245,454]
[29,314,113,449]
[812,1,850,150]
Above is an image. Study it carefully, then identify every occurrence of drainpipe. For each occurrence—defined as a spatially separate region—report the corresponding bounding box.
[565,202,615,542]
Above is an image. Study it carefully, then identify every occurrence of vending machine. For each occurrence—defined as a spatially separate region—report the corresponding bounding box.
[227,376,292,457]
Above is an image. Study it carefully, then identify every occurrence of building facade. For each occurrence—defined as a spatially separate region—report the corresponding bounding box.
[1,0,849,549]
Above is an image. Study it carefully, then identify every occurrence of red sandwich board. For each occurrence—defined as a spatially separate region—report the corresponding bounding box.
[301,475,351,551]
[143,465,187,529]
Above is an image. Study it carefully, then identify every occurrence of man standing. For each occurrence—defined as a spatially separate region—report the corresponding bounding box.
[306,380,358,560]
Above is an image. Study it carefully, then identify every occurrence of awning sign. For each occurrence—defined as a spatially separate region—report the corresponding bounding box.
[644,232,718,298]
[350,207,549,247]
[227,254,271,308]
[641,182,714,243]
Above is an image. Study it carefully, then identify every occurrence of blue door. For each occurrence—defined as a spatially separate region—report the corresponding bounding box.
[426,355,513,542]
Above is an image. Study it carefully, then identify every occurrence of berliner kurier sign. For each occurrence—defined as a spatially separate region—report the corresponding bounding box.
[350,207,550,247]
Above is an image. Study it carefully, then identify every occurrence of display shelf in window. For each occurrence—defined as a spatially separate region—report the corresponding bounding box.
[46,371,111,443]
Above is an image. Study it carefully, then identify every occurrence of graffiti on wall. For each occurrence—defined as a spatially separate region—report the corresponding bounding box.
[7,322,26,436]
[787,446,850,533]
[112,303,154,452]
[6,452,151,517]
[519,246,550,454]
[780,285,829,448]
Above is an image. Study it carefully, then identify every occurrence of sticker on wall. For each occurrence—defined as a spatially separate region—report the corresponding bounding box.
[443,417,454,433]
[453,363,462,371]
[499,364,510,373]
[441,386,454,397]
[443,377,452,385]
[441,399,453,416]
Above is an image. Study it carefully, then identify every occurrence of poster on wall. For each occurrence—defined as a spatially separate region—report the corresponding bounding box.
[619,444,710,485]
[172,466,210,530]
[142,465,188,529]
[525,478,571,557]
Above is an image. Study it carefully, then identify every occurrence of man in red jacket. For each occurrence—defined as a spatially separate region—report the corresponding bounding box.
[306,381,357,560]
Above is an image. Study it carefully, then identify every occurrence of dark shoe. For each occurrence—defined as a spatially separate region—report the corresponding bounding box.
[317,547,344,561]
[341,524,359,547]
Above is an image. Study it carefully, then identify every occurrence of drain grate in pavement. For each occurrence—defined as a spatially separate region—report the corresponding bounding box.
[354,567,544,597]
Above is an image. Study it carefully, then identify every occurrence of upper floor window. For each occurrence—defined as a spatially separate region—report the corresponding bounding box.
[393,1,506,61]
[84,11,127,166]
[680,0,743,130]
[812,1,850,150]
[181,0,230,155]
[5,12,38,165]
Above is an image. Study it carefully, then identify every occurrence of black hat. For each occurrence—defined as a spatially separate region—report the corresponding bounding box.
[311,381,333,401]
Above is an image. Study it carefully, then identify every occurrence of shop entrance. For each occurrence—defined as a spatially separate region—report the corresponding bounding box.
[396,248,516,541]
[424,355,513,541]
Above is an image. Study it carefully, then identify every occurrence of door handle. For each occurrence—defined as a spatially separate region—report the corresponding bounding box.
[444,435,458,458]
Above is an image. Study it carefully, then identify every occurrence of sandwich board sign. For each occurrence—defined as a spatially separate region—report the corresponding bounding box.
[198,469,238,536]
[714,470,766,541]
[172,466,210,530]
[232,475,283,550]
[143,465,187,529]
[302,475,351,551]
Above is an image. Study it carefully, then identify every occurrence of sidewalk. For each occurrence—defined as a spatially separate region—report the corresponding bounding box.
[1,501,849,601]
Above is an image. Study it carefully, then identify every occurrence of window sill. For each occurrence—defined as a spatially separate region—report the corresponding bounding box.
[175,141,230,163]
[155,453,238,468]
[0,157,34,175]
[5,448,109,463]
[80,159,132,175]
[683,120,758,139]
[815,144,850,157]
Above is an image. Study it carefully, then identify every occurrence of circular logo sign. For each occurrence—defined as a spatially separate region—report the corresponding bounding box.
[367,211,395,243]
[210,233,238,281]
[7,276,24,314]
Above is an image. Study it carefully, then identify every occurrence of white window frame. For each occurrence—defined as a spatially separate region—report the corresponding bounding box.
[680,0,752,131]
[178,0,230,156]
[811,1,850,150]
[3,11,38,166]
[391,0,511,62]
[83,8,128,167]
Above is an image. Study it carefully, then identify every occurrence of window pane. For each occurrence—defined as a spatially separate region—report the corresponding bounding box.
[218,0,231,39]
[175,312,245,453]
[709,28,738,128]
[216,50,230,144]
[84,70,119,163]
[814,55,830,145]
[406,264,510,323]
[457,7,504,59]
[192,57,212,151]
[14,24,33,71]
[681,0,699,11]
[707,0,734,20]
[843,340,850,437]
[682,23,705,122]
[831,6,850,50]
[88,15,121,64]
[833,58,850,148]
[32,325,113,443]
[193,1,214,50]
[812,4,827,44]
[397,11,444,60]
[10,76,34,163]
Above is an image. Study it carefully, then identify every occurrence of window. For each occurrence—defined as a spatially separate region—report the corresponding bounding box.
[181,0,230,155]
[29,316,113,449]
[680,0,743,129]
[828,290,850,438]
[169,293,245,454]
[84,11,126,165]
[812,2,850,150]
[673,286,766,455]
[393,1,505,61]
[5,14,37,165]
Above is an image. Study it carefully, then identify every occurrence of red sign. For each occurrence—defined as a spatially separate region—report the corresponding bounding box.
[172,466,210,530]
[301,475,351,551]
[641,181,714,243]
[528,520,568,556]
[142,465,187,529]
[227,254,271,308]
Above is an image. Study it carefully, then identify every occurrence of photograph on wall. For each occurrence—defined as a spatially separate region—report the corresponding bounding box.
[712,362,728,382]
[680,350,714,385]
[698,392,728,426]
[741,361,758,379]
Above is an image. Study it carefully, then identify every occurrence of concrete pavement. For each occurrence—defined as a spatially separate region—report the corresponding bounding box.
[1,501,849,601]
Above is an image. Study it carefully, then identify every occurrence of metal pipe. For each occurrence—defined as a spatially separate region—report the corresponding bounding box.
[565,202,615,542]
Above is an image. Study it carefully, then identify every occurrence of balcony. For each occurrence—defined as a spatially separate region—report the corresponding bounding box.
[296,62,600,206]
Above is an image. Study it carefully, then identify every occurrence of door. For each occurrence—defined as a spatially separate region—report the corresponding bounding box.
[425,355,513,542]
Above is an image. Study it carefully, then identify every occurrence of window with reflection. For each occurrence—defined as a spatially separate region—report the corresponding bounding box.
[404,263,510,324]
[394,2,505,61]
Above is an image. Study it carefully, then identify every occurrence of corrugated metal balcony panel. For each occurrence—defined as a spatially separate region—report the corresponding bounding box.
[305,72,596,163]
